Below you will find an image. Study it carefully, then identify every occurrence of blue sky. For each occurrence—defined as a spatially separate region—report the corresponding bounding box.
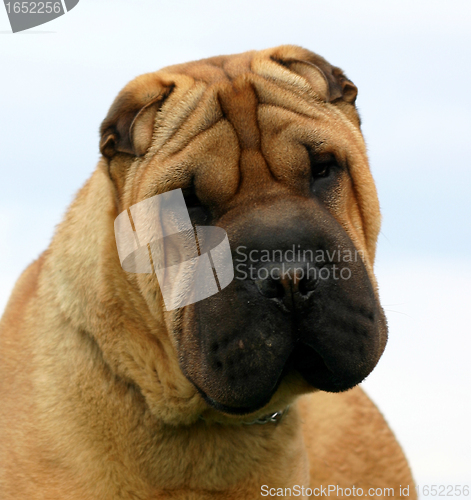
[1,0,470,486]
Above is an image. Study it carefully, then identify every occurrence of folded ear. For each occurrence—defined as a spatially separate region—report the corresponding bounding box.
[279,58,357,104]
[329,66,358,104]
[270,46,358,105]
[100,74,173,158]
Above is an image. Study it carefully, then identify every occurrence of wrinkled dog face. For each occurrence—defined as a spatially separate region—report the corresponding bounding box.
[101,46,388,416]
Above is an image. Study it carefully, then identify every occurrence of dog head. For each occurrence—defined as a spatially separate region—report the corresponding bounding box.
[100,45,387,419]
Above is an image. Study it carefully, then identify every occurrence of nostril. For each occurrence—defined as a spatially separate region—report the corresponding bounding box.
[272,280,285,299]
[298,275,318,296]
[255,277,285,299]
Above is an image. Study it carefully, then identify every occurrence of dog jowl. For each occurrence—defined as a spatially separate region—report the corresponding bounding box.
[102,46,388,416]
[180,201,387,415]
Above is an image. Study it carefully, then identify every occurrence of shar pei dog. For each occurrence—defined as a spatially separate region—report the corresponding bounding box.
[0,45,415,499]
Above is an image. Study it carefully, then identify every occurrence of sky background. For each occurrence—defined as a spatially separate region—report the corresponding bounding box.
[1,0,470,490]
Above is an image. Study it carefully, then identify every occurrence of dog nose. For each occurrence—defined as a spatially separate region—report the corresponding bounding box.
[253,262,319,304]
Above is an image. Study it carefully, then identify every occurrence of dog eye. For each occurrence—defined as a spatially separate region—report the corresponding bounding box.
[182,186,210,225]
[182,187,203,209]
[308,151,338,181]
[311,162,330,178]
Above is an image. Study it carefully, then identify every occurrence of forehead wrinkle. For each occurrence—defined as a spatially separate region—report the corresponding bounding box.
[148,64,343,158]
[143,72,365,191]
[149,79,208,153]
[257,102,365,156]
[146,116,227,173]
[148,96,224,161]
[135,118,240,204]
[152,77,331,159]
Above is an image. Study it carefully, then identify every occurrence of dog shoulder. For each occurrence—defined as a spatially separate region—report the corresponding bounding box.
[0,252,46,357]
[298,387,416,496]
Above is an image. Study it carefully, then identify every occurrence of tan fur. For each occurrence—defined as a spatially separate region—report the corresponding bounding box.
[0,46,415,499]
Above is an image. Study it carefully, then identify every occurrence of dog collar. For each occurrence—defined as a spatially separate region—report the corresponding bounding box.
[200,406,290,426]
[243,406,290,425]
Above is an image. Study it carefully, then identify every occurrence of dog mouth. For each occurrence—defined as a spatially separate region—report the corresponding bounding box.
[289,343,365,393]
[196,387,276,416]
[191,342,351,416]
[179,286,386,416]
[175,207,387,416]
